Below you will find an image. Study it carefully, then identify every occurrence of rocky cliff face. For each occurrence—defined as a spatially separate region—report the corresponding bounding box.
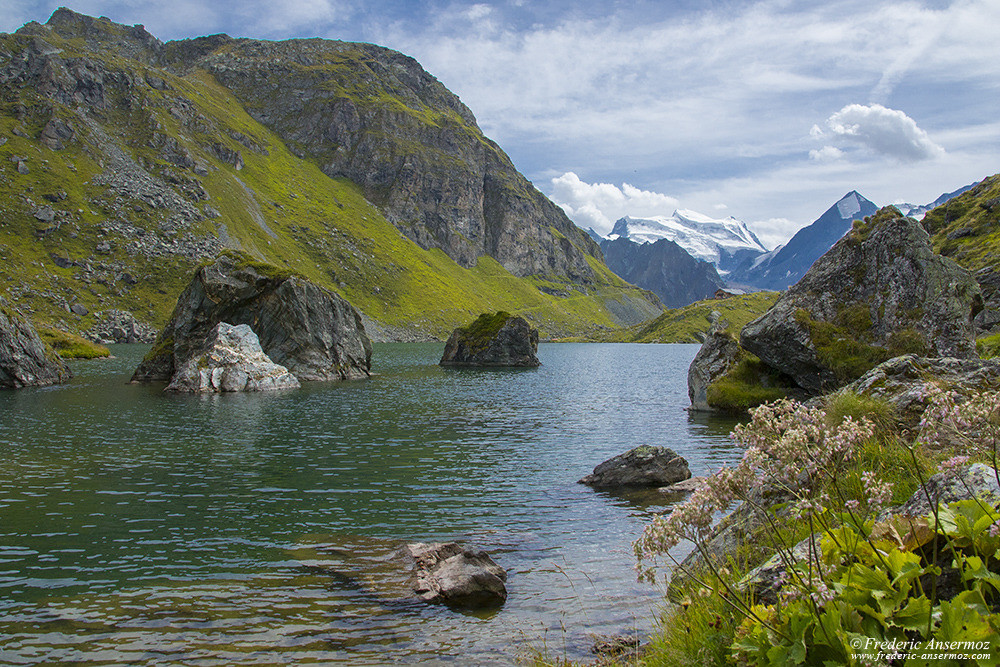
[0,9,658,341]
[132,252,371,384]
[0,300,71,388]
[741,207,981,394]
[600,237,722,309]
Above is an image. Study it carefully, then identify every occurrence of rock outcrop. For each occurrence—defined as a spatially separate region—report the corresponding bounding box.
[132,252,371,384]
[439,312,540,367]
[741,207,982,394]
[0,301,72,388]
[580,446,691,490]
[405,542,508,610]
[165,322,300,392]
[687,325,740,411]
[87,309,157,344]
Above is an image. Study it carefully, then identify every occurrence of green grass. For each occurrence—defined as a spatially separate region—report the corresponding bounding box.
[706,349,790,414]
[977,332,1000,359]
[36,325,111,359]
[924,173,1000,272]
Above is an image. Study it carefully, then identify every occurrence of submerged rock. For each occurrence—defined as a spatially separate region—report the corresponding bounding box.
[405,542,508,610]
[439,311,540,367]
[0,300,71,388]
[580,445,691,490]
[131,251,371,385]
[741,207,981,394]
[165,322,300,392]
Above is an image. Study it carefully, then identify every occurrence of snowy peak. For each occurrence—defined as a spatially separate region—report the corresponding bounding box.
[836,191,863,219]
[606,211,768,268]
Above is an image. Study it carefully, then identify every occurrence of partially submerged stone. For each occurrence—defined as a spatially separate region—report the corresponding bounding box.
[165,322,300,392]
[439,311,540,367]
[0,300,71,388]
[580,445,691,490]
[687,324,740,412]
[132,251,371,385]
[405,542,508,610]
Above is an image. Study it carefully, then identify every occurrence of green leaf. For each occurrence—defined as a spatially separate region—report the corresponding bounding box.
[889,596,932,635]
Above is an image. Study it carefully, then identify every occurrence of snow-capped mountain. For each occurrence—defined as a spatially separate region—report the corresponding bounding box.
[607,210,769,273]
[896,181,979,220]
[731,191,878,290]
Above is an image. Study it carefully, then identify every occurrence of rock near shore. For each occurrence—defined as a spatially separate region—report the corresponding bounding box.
[580,445,691,490]
[405,542,508,610]
[132,251,371,385]
[0,301,71,388]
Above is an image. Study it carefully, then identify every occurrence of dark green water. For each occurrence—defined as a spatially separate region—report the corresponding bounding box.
[0,342,740,665]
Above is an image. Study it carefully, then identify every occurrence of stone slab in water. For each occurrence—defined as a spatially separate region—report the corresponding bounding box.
[580,445,691,490]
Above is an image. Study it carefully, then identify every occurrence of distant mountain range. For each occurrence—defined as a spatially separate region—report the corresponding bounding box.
[599,237,724,308]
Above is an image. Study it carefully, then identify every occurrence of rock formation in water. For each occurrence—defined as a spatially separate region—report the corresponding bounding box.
[439,312,540,367]
[165,322,300,392]
[405,542,508,609]
[580,445,691,490]
[687,324,741,412]
[0,301,72,388]
[132,251,371,384]
[741,207,982,394]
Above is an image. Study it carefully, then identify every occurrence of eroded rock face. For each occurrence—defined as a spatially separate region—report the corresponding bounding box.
[165,322,300,392]
[405,542,507,610]
[439,312,540,367]
[741,207,982,394]
[87,309,157,344]
[687,325,740,412]
[0,301,71,388]
[132,252,371,384]
[580,445,691,490]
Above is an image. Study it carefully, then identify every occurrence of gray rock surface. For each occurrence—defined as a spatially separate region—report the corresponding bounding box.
[844,354,1000,426]
[131,252,371,384]
[439,312,540,367]
[687,324,740,411]
[165,322,300,392]
[0,301,71,388]
[974,265,1000,333]
[405,542,507,609]
[741,207,982,394]
[580,445,691,490]
[87,309,158,344]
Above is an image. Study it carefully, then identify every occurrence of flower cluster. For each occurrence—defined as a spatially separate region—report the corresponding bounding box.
[918,386,1000,460]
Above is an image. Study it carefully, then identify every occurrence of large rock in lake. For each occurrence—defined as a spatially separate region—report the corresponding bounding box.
[132,252,371,384]
[166,323,300,392]
[687,324,740,412]
[405,542,508,609]
[439,311,540,367]
[580,445,691,490]
[741,207,982,394]
[0,300,71,388]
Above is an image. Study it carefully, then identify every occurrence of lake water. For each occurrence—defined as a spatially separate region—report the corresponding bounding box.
[0,342,741,665]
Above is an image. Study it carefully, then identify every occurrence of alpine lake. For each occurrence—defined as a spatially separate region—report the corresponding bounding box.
[0,342,742,665]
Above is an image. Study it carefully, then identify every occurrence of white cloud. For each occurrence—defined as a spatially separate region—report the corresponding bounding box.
[809,145,844,162]
[549,172,679,236]
[822,103,944,161]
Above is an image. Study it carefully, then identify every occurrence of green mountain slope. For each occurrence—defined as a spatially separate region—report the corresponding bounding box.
[925,173,1000,272]
[0,10,660,341]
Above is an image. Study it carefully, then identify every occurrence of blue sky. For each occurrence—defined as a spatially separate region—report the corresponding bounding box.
[3,1,998,246]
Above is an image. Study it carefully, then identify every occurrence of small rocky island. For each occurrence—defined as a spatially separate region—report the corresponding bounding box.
[580,445,691,490]
[439,312,541,367]
[132,251,372,390]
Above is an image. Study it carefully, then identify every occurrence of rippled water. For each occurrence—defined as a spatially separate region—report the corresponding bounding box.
[0,342,740,665]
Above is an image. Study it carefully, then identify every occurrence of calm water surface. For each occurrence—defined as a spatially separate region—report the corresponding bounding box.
[0,342,741,665]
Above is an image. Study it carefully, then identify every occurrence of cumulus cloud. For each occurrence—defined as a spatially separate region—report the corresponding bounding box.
[548,172,679,236]
[809,145,844,162]
[817,103,944,161]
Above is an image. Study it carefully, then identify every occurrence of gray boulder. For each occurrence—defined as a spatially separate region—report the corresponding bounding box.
[974,265,1000,333]
[131,251,371,384]
[439,312,540,367]
[580,445,691,490]
[687,324,739,411]
[0,301,71,389]
[741,207,982,394]
[405,542,507,609]
[87,309,157,344]
[165,322,300,392]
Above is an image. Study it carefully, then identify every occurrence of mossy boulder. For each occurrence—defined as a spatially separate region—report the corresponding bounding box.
[0,301,72,388]
[579,445,691,490]
[741,207,982,394]
[439,312,540,367]
[131,251,371,384]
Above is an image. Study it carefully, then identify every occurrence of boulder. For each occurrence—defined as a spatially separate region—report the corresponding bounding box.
[844,354,1000,426]
[741,207,982,394]
[580,445,691,490]
[687,324,740,411]
[131,251,371,384]
[165,322,300,392]
[0,301,71,388]
[87,309,157,344]
[439,311,540,367]
[405,542,507,610]
[973,265,1000,333]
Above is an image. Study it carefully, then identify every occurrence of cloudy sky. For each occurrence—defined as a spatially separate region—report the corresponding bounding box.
[3,1,997,246]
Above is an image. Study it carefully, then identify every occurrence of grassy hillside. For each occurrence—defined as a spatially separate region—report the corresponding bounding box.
[925,173,1000,271]
[0,21,659,340]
